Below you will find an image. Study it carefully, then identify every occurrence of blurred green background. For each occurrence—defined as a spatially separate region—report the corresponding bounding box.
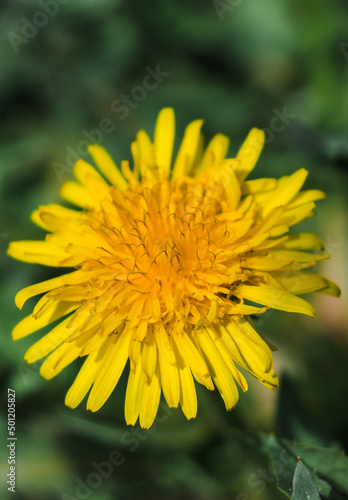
[1,0,348,499]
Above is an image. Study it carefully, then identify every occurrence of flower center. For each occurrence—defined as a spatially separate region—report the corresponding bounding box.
[86,176,247,330]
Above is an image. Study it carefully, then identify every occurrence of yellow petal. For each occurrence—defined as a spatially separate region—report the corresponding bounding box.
[156,325,176,365]
[172,332,209,376]
[79,324,107,356]
[12,302,78,340]
[218,319,278,388]
[136,320,148,342]
[262,169,308,216]
[158,350,180,408]
[221,318,272,373]
[128,330,141,373]
[136,130,155,173]
[242,178,277,195]
[269,225,289,237]
[178,361,197,420]
[264,250,330,271]
[172,119,204,180]
[141,332,157,384]
[205,327,248,392]
[15,270,93,310]
[154,107,175,177]
[196,328,239,410]
[88,144,127,189]
[241,256,294,271]
[7,241,69,266]
[73,159,106,186]
[271,270,341,296]
[235,283,315,317]
[317,278,341,297]
[191,370,215,390]
[31,209,52,231]
[277,232,324,251]
[60,181,94,208]
[215,160,241,210]
[189,336,215,390]
[125,359,145,425]
[287,190,325,208]
[260,371,279,390]
[139,360,161,429]
[195,133,230,175]
[65,339,111,409]
[31,204,84,231]
[206,298,219,323]
[87,327,132,411]
[121,160,137,188]
[39,340,81,380]
[24,316,71,363]
[223,303,268,316]
[252,206,284,236]
[280,202,316,227]
[236,128,265,182]
[256,236,289,250]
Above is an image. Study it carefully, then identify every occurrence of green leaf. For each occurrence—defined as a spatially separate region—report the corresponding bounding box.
[263,435,297,498]
[292,460,321,500]
[285,442,348,496]
[259,435,348,499]
[313,476,348,500]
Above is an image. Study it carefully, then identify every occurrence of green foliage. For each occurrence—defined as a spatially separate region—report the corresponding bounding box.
[260,435,348,499]
[292,460,320,500]
[1,1,348,499]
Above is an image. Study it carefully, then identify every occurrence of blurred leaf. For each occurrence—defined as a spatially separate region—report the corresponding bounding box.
[261,435,296,498]
[292,460,321,500]
[313,476,348,500]
[285,442,348,496]
[260,435,348,499]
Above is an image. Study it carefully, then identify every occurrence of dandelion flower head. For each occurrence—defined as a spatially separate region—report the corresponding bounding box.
[8,108,340,428]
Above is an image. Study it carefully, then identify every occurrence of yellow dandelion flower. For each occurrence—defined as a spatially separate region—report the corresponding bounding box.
[8,108,340,428]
